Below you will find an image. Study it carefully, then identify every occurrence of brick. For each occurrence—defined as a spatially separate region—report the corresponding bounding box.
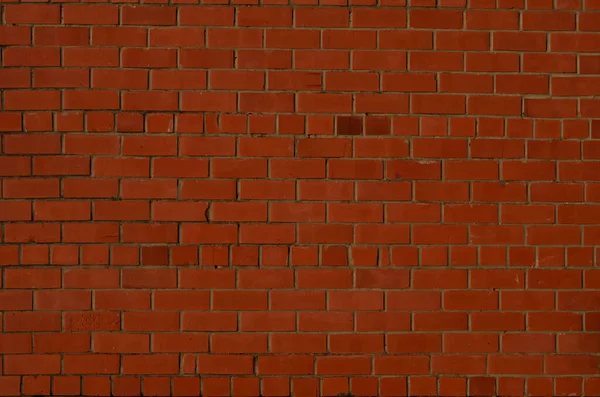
[63,48,119,67]
[179,7,234,26]
[34,27,89,46]
[92,69,148,90]
[4,355,61,375]
[121,6,176,25]
[4,5,60,24]
[92,26,147,47]
[295,8,349,28]
[62,5,118,24]
[238,7,292,27]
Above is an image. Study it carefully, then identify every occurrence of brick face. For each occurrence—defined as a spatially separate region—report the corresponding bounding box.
[1,0,600,396]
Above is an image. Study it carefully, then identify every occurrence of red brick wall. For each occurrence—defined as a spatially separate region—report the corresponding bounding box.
[1,0,600,396]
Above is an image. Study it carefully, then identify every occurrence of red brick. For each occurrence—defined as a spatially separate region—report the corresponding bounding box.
[92,26,147,46]
[4,355,61,375]
[258,355,315,375]
[4,5,60,24]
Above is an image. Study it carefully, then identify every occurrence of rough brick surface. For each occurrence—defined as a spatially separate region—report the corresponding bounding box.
[1,0,600,396]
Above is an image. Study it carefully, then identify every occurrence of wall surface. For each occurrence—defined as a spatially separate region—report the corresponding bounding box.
[1,0,600,396]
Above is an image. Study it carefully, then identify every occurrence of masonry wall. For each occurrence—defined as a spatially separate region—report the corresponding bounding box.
[1,0,600,396]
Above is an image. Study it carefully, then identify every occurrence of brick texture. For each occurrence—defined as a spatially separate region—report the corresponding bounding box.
[1,0,600,396]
